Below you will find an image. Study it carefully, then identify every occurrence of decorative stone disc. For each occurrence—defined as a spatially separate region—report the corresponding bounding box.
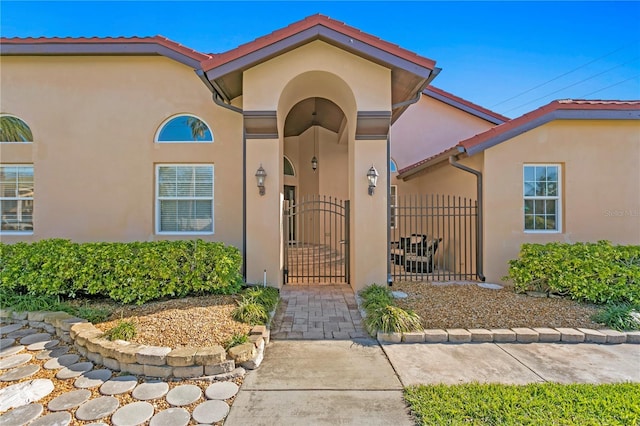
[0,353,32,370]
[20,333,52,346]
[6,328,37,339]
[0,364,40,381]
[27,339,59,351]
[75,396,119,421]
[166,384,202,406]
[0,379,54,411]
[100,375,138,395]
[48,389,92,411]
[0,324,24,335]
[36,346,69,360]
[0,345,24,358]
[192,400,230,424]
[149,408,191,426]
[74,369,113,389]
[131,380,169,400]
[0,403,43,426]
[205,381,239,400]
[0,338,16,349]
[478,283,504,290]
[44,354,80,370]
[56,362,93,379]
[29,411,72,426]
[111,401,154,426]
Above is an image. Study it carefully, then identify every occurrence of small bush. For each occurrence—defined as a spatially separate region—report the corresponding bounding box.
[224,333,248,350]
[104,320,137,341]
[1,239,243,305]
[365,305,423,335]
[592,303,640,331]
[504,241,640,305]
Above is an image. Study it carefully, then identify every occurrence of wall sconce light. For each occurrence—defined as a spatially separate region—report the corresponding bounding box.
[255,164,267,196]
[367,165,379,196]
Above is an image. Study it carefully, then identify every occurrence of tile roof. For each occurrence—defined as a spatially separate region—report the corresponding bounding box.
[425,86,510,123]
[0,35,212,62]
[397,99,640,179]
[201,14,436,72]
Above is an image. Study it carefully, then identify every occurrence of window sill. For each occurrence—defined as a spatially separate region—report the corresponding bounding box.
[0,231,34,235]
[156,231,215,236]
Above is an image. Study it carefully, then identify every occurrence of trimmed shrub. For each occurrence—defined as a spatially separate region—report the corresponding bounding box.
[1,239,243,305]
[504,241,640,305]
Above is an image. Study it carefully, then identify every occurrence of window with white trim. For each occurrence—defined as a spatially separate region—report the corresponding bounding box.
[523,164,561,232]
[155,114,213,143]
[1,165,34,233]
[156,165,214,234]
[390,185,398,228]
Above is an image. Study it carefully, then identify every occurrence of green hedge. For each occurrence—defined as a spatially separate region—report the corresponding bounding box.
[504,241,640,304]
[0,239,243,304]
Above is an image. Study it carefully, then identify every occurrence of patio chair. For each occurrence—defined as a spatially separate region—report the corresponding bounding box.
[390,234,442,272]
[404,238,441,273]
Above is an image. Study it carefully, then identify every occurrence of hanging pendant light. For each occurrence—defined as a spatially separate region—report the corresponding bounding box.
[311,112,318,172]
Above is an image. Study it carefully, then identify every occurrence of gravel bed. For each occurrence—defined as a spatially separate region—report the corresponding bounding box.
[91,295,251,348]
[392,282,603,330]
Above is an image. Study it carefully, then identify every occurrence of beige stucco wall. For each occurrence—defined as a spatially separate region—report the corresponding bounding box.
[484,119,640,284]
[0,56,243,248]
[242,40,391,290]
[390,95,496,169]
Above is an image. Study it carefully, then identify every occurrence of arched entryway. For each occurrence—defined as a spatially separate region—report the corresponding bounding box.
[282,97,350,284]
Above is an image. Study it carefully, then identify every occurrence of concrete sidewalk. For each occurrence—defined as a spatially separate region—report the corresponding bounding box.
[226,339,639,425]
[225,339,414,426]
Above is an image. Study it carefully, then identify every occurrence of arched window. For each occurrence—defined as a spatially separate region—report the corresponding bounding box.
[155,114,213,143]
[284,156,295,176]
[390,158,398,173]
[0,114,33,142]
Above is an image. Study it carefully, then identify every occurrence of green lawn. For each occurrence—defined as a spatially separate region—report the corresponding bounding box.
[404,382,640,425]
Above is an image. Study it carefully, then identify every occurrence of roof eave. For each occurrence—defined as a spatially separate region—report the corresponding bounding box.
[397,147,462,181]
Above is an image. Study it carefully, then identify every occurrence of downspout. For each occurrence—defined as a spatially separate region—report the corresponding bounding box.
[195,69,247,279]
[449,155,486,282]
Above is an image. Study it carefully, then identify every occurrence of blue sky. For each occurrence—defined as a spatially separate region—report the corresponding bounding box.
[2,1,639,118]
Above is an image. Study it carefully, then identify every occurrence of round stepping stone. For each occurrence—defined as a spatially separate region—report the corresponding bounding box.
[0,353,31,369]
[6,328,37,338]
[85,423,109,426]
[166,384,202,406]
[44,354,80,370]
[0,324,24,335]
[111,401,154,426]
[36,346,69,360]
[0,345,24,358]
[0,338,15,349]
[149,408,191,426]
[27,339,59,351]
[0,403,43,426]
[20,332,52,345]
[0,364,39,381]
[75,396,119,421]
[205,381,239,400]
[74,369,113,389]
[391,290,408,299]
[100,375,138,395]
[56,361,93,379]
[131,380,169,400]
[48,389,91,411]
[29,411,72,426]
[192,400,230,424]
[0,379,54,411]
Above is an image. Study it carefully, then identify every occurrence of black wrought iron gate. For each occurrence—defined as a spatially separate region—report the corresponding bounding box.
[283,195,349,284]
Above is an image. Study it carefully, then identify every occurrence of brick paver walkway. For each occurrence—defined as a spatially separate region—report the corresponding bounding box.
[270,285,367,340]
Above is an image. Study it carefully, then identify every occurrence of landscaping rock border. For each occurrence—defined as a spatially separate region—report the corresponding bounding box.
[0,309,269,379]
[377,327,640,344]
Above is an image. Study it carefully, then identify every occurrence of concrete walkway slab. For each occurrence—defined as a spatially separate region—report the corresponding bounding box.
[382,343,545,386]
[498,343,640,384]
[242,339,401,391]
[225,390,414,426]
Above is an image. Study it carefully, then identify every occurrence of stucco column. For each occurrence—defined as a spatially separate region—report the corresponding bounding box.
[244,112,282,288]
[349,112,391,293]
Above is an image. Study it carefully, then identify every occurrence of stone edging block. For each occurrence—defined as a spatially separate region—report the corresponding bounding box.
[375,327,640,345]
[3,310,271,379]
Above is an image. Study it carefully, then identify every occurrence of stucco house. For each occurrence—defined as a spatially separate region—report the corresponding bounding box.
[1,14,638,292]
